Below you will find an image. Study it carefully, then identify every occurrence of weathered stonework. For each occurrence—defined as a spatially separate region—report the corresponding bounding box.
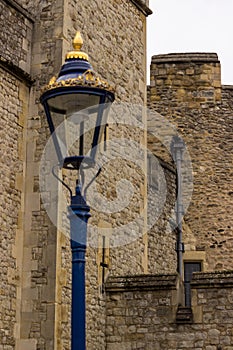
[0,70,33,349]
[105,274,182,349]
[106,272,233,349]
[0,1,34,349]
[0,68,20,349]
[1,0,151,349]
[147,160,177,274]
[0,0,33,73]
[148,53,233,273]
[1,0,233,349]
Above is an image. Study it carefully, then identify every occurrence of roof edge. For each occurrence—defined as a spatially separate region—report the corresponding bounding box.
[151,53,220,64]
[2,0,34,22]
[191,271,233,289]
[106,273,178,292]
[130,0,153,16]
[222,84,233,90]
[0,56,34,86]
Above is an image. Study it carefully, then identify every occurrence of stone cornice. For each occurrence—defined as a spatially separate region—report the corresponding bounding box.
[0,56,34,86]
[152,53,220,64]
[222,85,233,90]
[2,0,34,22]
[106,273,178,292]
[130,0,152,16]
[191,271,233,288]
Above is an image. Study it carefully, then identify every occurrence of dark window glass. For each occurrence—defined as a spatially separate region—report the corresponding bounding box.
[184,262,201,307]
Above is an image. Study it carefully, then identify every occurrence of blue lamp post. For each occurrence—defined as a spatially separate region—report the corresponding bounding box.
[40,32,115,350]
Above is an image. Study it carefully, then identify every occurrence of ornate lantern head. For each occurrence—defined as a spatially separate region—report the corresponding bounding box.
[40,32,115,170]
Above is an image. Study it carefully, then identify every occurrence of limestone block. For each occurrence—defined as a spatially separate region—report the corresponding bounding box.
[16,339,37,350]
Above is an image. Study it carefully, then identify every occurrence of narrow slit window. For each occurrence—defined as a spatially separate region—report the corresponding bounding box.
[184,262,201,307]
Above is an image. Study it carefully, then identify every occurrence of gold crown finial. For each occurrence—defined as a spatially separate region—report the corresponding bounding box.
[66,31,88,61]
[73,31,83,51]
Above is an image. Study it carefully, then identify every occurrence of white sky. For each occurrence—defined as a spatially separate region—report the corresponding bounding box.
[147,0,233,85]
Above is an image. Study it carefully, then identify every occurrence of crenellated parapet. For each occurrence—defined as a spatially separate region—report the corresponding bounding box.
[149,52,222,108]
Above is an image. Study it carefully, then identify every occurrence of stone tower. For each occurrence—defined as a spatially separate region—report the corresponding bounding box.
[104,53,233,350]
[2,0,233,349]
[148,53,233,273]
[0,0,152,349]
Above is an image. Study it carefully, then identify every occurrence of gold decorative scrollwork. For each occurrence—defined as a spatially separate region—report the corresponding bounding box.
[42,69,114,93]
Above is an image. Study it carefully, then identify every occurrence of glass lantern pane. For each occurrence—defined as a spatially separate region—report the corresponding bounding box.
[47,92,111,163]
[90,97,111,160]
[48,92,100,117]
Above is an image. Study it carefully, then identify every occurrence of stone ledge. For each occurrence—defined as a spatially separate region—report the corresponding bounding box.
[191,270,233,288]
[106,273,178,292]
[222,85,233,90]
[130,0,153,16]
[151,53,219,64]
[2,0,34,22]
[0,56,34,86]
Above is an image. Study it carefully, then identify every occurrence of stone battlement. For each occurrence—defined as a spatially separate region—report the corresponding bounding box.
[149,51,222,106]
[152,52,219,64]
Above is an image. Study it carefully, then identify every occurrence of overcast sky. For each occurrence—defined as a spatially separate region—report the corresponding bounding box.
[147,0,233,85]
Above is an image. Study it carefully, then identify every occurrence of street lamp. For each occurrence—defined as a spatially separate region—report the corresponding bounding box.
[40,32,115,350]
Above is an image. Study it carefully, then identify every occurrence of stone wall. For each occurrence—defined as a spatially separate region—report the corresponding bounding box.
[0,1,33,348]
[0,0,151,348]
[0,67,22,350]
[147,160,177,274]
[106,271,233,349]
[60,2,150,348]
[0,0,33,73]
[148,53,233,273]
[2,0,233,349]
